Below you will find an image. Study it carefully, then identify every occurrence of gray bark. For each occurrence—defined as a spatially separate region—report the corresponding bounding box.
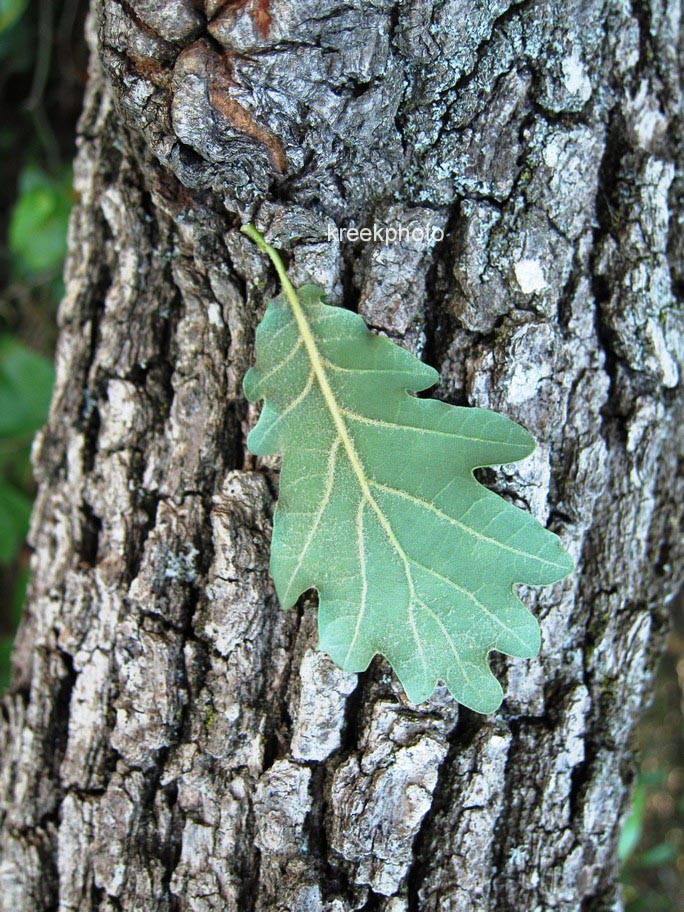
[1,1,683,910]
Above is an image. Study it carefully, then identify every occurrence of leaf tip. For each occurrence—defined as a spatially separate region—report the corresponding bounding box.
[244,363,265,404]
[545,530,575,580]
[401,681,436,706]
[557,543,576,576]
[519,426,537,457]
[244,426,260,456]
[460,678,505,715]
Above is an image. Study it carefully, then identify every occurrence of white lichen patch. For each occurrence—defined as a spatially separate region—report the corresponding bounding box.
[646,318,679,389]
[562,51,592,102]
[507,359,546,405]
[514,259,548,294]
[206,302,223,327]
[543,135,562,168]
[626,81,668,149]
[164,545,198,582]
[98,380,140,450]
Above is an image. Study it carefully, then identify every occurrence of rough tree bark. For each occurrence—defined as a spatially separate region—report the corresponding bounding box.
[1,1,683,910]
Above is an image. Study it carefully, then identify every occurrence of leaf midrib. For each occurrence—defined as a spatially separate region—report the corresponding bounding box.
[277,282,530,678]
[254,235,422,662]
[250,233,387,517]
[282,267,414,567]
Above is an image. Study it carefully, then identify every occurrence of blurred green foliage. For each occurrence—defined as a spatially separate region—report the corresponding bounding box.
[620,775,651,864]
[620,620,684,912]
[9,164,72,277]
[0,0,84,687]
[0,174,59,686]
[0,335,54,559]
[0,0,29,33]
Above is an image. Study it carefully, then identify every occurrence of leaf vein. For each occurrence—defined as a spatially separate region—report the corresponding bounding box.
[341,408,531,449]
[368,479,560,570]
[282,437,340,605]
[258,337,304,386]
[409,558,529,652]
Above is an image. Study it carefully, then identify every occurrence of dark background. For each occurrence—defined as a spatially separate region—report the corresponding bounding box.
[0,2,680,907]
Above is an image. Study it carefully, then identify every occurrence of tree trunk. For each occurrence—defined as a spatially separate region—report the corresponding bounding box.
[1,1,682,910]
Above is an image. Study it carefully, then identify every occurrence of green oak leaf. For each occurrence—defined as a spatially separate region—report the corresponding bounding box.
[241,225,573,713]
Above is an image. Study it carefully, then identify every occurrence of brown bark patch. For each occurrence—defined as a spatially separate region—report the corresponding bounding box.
[208,87,286,171]
[208,0,272,40]
[173,39,286,172]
